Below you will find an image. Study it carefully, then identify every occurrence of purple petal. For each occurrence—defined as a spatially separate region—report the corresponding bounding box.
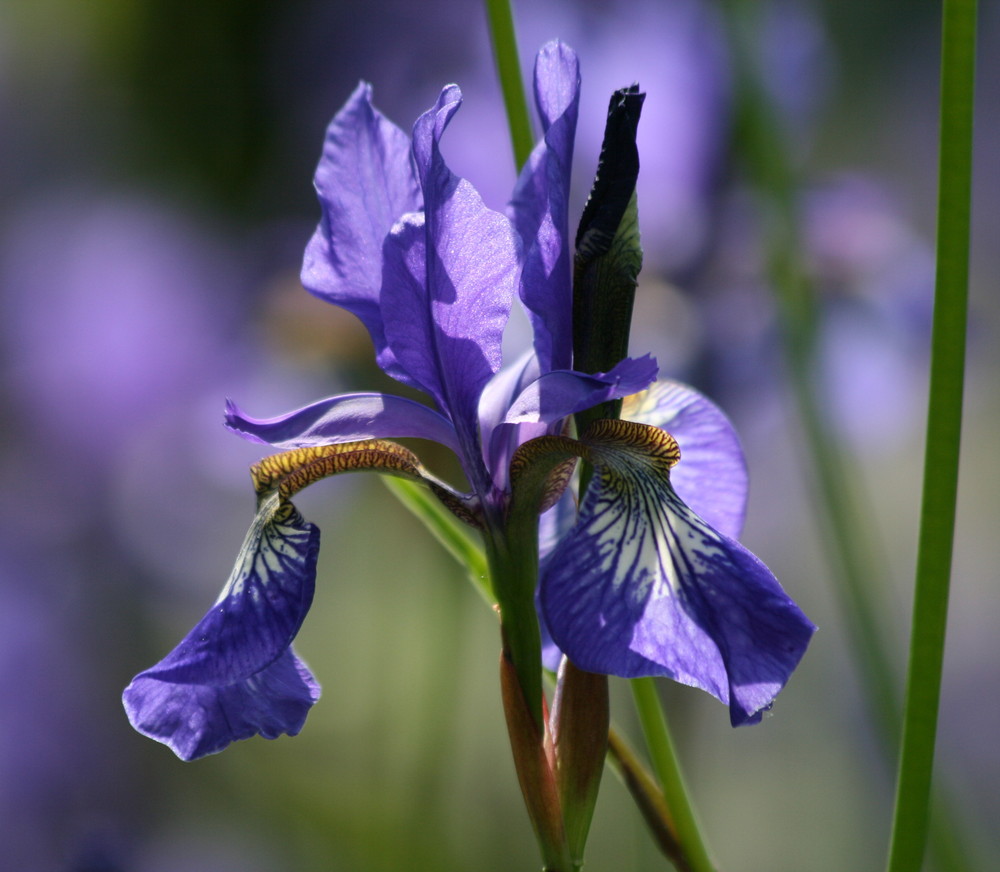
[623,380,748,540]
[477,350,541,440]
[510,41,581,372]
[225,393,460,455]
[379,86,520,475]
[486,355,658,493]
[123,498,321,758]
[541,426,814,725]
[301,82,421,368]
[476,350,541,490]
[123,649,320,761]
[536,487,580,672]
[503,355,659,425]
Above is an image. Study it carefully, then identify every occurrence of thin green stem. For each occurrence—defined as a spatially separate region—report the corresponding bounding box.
[381,477,491,604]
[483,0,534,170]
[631,679,715,872]
[606,725,687,870]
[886,1,977,870]
[722,2,979,868]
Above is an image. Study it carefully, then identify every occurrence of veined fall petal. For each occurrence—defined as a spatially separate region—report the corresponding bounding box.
[123,496,321,760]
[124,440,472,759]
[623,379,748,540]
[539,419,815,725]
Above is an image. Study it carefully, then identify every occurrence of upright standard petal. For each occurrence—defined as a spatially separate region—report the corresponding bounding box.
[301,82,421,365]
[123,496,320,759]
[379,86,521,479]
[540,420,815,726]
[623,380,748,540]
[509,40,581,372]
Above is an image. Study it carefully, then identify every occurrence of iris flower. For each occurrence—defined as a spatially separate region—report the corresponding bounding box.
[124,41,813,761]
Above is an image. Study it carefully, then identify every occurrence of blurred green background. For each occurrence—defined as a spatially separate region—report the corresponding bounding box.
[0,1,996,869]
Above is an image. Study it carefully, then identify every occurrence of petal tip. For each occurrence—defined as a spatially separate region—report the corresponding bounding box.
[123,651,322,761]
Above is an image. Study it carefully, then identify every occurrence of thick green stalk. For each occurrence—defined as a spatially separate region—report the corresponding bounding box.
[885,2,977,870]
[486,522,545,728]
[484,0,534,170]
[631,679,715,872]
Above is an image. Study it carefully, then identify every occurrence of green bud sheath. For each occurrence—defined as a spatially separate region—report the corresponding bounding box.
[500,651,571,872]
[551,659,611,865]
[573,84,645,423]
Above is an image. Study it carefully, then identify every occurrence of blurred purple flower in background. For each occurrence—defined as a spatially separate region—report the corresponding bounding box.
[805,175,935,446]
[3,195,239,458]
[689,173,936,453]
[0,192,257,866]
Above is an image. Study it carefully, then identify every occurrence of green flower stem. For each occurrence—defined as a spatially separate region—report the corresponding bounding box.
[484,0,534,170]
[631,679,715,872]
[886,2,977,870]
[485,524,545,728]
[722,3,978,870]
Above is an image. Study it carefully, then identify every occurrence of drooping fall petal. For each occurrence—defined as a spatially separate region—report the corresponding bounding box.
[539,420,815,725]
[124,440,477,760]
[123,497,321,759]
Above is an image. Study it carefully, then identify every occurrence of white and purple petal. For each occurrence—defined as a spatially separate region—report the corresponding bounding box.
[301,82,421,370]
[122,497,321,759]
[379,87,521,478]
[540,422,814,725]
[224,393,461,455]
[509,40,581,372]
[623,380,748,540]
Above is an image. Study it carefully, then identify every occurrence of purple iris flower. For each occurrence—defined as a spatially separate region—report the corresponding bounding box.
[124,41,813,759]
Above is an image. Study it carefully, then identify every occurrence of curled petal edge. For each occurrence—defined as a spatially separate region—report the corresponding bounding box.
[225,393,462,456]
